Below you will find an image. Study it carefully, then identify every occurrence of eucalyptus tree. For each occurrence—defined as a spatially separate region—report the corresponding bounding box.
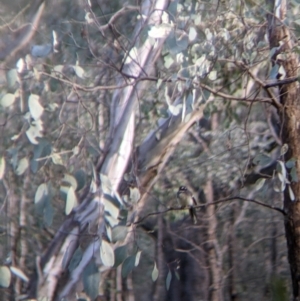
[0,0,300,300]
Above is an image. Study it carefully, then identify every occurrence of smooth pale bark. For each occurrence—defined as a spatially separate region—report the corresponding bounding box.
[27,0,170,299]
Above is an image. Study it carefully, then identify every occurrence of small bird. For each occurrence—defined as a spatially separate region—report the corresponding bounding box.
[176,186,197,224]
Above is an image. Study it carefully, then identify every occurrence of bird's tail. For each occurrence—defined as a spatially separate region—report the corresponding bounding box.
[189,207,197,224]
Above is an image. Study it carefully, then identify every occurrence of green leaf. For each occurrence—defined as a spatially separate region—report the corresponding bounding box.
[112,226,128,242]
[280,144,288,156]
[52,153,63,165]
[62,174,78,190]
[168,103,182,116]
[106,225,112,242]
[0,93,16,107]
[35,183,49,204]
[208,70,217,81]
[72,65,85,78]
[105,215,119,227]
[68,247,83,272]
[15,157,29,175]
[0,156,5,179]
[277,160,287,181]
[104,197,119,219]
[82,260,100,300]
[152,262,159,281]
[114,245,127,267]
[26,119,43,144]
[166,270,172,290]
[288,185,295,201]
[10,266,29,282]
[6,69,18,88]
[100,240,115,267]
[65,186,78,215]
[28,94,44,120]
[269,64,279,80]
[255,178,266,191]
[74,169,86,191]
[189,27,197,41]
[0,266,11,287]
[53,65,64,73]
[31,139,51,173]
[202,88,211,103]
[129,187,141,203]
[135,250,142,267]
[291,167,298,183]
[164,54,174,69]
[121,255,136,278]
[286,158,296,168]
[253,154,273,166]
[44,200,54,226]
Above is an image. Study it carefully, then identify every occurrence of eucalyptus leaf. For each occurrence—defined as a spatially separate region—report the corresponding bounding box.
[28,94,44,120]
[114,245,127,267]
[166,270,172,290]
[72,65,85,78]
[0,266,11,288]
[104,197,119,219]
[269,64,279,80]
[255,178,266,191]
[15,157,29,175]
[189,27,197,41]
[208,70,217,81]
[135,250,142,267]
[68,247,83,272]
[290,167,298,183]
[65,186,78,215]
[31,44,52,57]
[82,260,100,301]
[152,262,159,281]
[44,201,54,226]
[6,69,18,88]
[74,169,86,191]
[0,156,5,179]
[0,93,16,107]
[26,120,44,144]
[288,185,295,201]
[112,226,128,242]
[31,139,51,173]
[253,154,273,166]
[100,240,115,267]
[277,160,287,181]
[105,215,119,227]
[129,187,141,203]
[10,266,29,282]
[62,174,78,190]
[122,255,136,278]
[168,104,182,116]
[286,158,296,168]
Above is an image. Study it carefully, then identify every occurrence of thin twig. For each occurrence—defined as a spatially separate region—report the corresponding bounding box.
[133,196,285,224]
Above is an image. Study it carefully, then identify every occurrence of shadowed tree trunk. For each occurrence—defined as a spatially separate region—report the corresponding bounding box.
[267,0,300,299]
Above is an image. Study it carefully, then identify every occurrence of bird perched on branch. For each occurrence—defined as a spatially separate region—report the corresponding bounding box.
[177,186,197,224]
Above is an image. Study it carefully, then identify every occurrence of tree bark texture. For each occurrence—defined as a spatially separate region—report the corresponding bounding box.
[267,0,300,299]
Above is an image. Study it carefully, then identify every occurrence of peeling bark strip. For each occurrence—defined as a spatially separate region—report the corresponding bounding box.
[267,0,300,299]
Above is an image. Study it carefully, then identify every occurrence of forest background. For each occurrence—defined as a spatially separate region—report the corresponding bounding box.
[0,0,300,300]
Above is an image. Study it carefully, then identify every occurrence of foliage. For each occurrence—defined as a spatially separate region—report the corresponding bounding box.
[0,0,298,300]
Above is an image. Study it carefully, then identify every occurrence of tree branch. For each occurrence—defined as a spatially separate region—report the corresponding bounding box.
[133,195,285,224]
